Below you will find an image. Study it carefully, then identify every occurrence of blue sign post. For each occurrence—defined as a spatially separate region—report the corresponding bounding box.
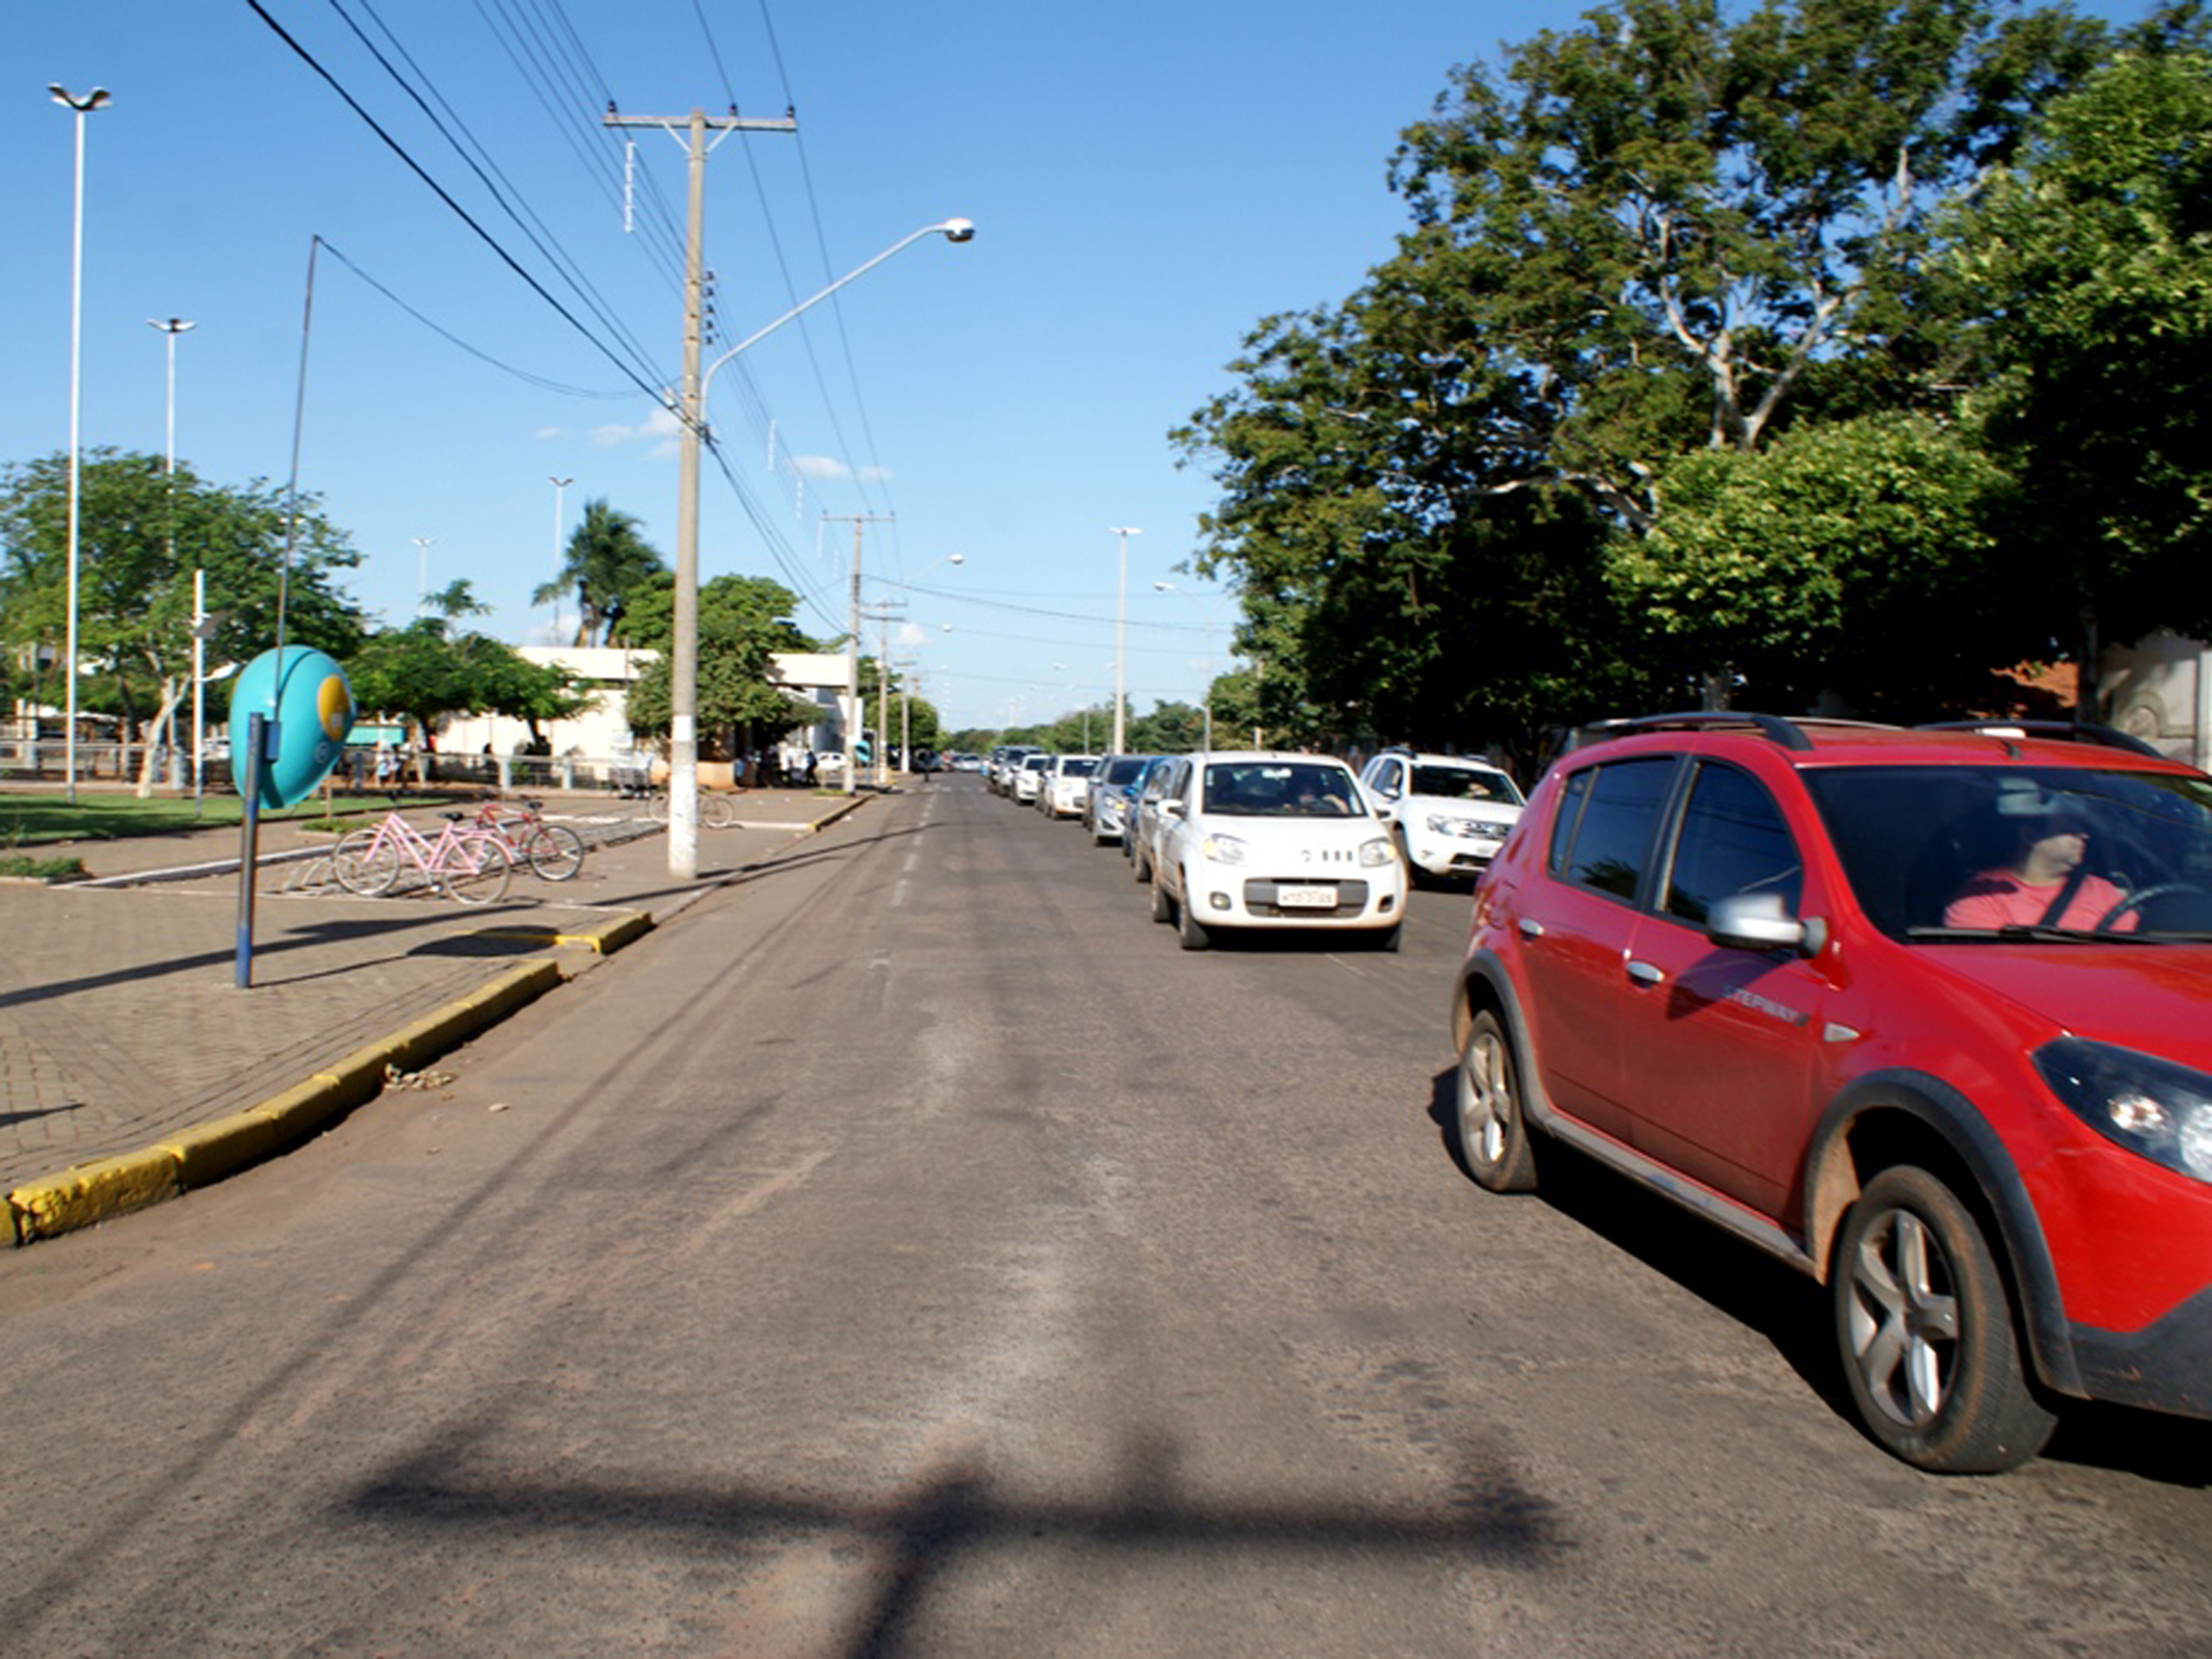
[229,647,355,988]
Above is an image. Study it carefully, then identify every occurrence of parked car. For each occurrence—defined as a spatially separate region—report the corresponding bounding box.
[1448,712,2212,1472]
[988,745,1041,795]
[1039,754,1101,818]
[1126,755,1183,879]
[1012,751,1054,805]
[1358,748,1525,883]
[1084,754,1154,843]
[1149,751,1407,950]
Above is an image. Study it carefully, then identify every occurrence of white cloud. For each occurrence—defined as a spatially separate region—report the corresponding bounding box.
[590,406,683,457]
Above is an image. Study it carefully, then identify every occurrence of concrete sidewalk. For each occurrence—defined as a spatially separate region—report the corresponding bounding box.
[1,787,871,1245]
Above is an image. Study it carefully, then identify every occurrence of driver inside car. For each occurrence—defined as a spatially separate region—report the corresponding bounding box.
[1945,781,2136,931]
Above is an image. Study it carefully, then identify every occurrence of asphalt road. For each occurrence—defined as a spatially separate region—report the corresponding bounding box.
[3,775,2208,1656]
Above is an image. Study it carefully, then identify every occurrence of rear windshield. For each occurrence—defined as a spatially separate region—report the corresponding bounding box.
[1803,765,2212,940]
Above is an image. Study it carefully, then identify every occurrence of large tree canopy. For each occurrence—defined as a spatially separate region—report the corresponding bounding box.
[1174,0,2190,751]
[0,448,365,736]
[1942,44,2212,652]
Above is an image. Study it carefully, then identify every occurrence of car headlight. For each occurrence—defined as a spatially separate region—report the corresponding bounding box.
[2035,1038,2212,1184]
[1201,833,1248,866]
[1358,836,1395,868]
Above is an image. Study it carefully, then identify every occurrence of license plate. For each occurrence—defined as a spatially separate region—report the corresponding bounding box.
[1276,885,1338,909]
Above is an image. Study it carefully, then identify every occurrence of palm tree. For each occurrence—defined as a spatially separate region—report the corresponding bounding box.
[532,499,668,646]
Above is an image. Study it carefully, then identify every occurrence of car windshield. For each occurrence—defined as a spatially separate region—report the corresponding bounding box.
[1101,757,1149,784]
[1061,759,1098,778]
[1411,764,1522,804]
[1202,761,1362,817]
[1803,764,2212,941]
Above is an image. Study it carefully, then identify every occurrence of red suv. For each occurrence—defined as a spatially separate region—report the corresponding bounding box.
[1449,714,2212,1472]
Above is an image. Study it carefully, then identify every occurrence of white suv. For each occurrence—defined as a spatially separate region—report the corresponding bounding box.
[1149,752,1407,950]
[1357,749,1524,884]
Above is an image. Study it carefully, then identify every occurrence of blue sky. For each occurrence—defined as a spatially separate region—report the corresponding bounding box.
[5,0,1573,733]
[6,0,2140,734]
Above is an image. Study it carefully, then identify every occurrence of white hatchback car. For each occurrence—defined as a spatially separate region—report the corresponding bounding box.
[1038,754,1100,817]
[1149,752,1407,950]
[1357,748,1524,883]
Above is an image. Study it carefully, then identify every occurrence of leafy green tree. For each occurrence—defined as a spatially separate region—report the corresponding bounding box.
[621,573,818,754]
[0,448,365,785]
[532,499,668,646]
[1126,700,1210,753]
[1613,411,2027,715]
[345,614,593,766]
[1178,0,2127,747]
[1941,45,2212,677]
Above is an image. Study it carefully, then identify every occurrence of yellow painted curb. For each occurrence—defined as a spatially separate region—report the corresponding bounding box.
[569,910,652,954]
[9,1147,181,1243]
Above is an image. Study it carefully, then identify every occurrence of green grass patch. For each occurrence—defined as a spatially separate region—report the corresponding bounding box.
[0,851,89,880]
[0,791,433,848]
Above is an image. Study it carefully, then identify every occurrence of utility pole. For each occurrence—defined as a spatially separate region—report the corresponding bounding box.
[604,103,796,876]
[862,600,908,786]
[825,512,891,796]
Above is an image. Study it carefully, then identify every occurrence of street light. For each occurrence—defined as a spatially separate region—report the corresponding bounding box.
[412,537,435,610]
[52,83,111,805]
[149,316,196,794]
[1108,526,1141,754]
[666,218,974,868]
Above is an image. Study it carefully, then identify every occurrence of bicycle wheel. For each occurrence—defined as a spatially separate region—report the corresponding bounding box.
[699,791,737,830]
[332,828,402,896]
[440,837,512,905]
[524,824,587,880]
[644,791,671,823]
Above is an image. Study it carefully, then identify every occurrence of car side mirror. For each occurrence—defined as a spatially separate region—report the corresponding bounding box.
[1164,800,1186,818]
[1707,891,1827,957]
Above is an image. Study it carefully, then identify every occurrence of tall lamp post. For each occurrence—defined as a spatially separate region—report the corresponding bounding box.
[412,537,435,611]
[52,84,111,805]
[548,475,573,641]
[149,315,195,788]
[1108,526,1141,754]
[668,218,974,866]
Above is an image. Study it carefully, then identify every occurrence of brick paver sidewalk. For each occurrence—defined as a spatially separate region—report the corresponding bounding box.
[1,787,866,1233]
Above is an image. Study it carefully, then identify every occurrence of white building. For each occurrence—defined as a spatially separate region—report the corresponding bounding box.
[435,646,858,761]
[2101,630,2212,770]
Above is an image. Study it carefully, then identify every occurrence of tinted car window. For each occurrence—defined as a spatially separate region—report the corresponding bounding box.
[1412,765,1522,804]
[1554,757,1676,900]
[1663,762,1802,924]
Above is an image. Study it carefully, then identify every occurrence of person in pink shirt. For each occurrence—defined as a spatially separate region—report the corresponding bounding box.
[1945,789,2132,931]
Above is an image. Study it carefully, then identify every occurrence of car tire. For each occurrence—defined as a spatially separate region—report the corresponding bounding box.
[1833,1166,2056,1474]
[1133,843,1151,883]
[1150,871,1173,924]
[1177,881,1211,950]
[1393,826,1428,890]
[1452,1010,1539,1193]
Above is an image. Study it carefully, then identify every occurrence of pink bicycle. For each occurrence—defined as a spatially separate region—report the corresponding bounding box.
[331,810,512,904]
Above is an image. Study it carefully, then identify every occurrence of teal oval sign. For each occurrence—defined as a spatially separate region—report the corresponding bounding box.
[227,647,356,809]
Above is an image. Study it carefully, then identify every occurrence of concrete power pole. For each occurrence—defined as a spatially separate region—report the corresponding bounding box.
[826,514,891,796]
[603,104,795,877]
